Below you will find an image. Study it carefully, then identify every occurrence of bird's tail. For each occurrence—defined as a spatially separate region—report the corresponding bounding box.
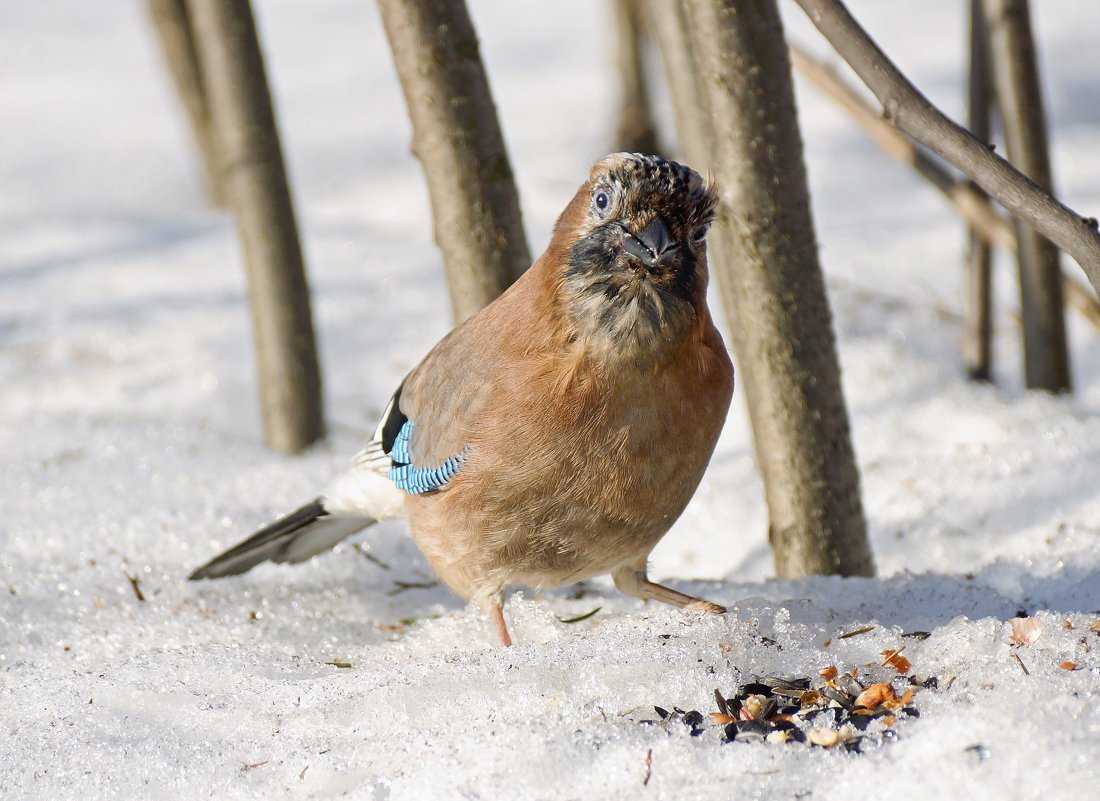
[189,499,376,580]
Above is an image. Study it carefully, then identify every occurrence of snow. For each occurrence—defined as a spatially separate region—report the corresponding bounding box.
[2,1,1100,799]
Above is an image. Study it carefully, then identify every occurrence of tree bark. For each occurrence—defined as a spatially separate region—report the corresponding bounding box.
[612,0,660,154]
[188,0,325,453]
[982,0,1070,392]
[146,0,226,206]
[965,0,994,382]
[376,0,530,324]
[685,0,874,578]
[793,0,1100,305]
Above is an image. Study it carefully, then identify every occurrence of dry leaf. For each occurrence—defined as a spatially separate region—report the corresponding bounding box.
[819,665,838,681]
[1008,617,1042,646]
[1060,661,1079,671]
[1063,619,1074,630]
[1089,620,1100,632]
[881,648,912,674]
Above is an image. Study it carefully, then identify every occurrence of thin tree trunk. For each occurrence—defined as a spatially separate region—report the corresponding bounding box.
[188,0,325,453]
[685,0,874,578]
[376,0,530,324]
[792,0,1100,305]
[982,0,1070,392]
[646,0,708,166]
[146,0,226,206]
[612,0,660,154]
[965,0,994,382]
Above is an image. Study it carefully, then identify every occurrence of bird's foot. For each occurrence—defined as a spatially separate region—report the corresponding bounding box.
[684,599,726,616]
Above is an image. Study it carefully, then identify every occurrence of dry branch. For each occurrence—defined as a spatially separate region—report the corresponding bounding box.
[792,0,1100,303]
[788,43,1100,334]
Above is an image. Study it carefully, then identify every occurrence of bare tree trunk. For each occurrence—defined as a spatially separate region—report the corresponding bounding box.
[965,0,994,382]
[146,0,225,206]
[792,0,1100,304]
[685,0,874,578]
[376,0,530,324]
[647,0,708,165]
[612,0,660,154]
[189,0,325,453]
[982,0,1070,393]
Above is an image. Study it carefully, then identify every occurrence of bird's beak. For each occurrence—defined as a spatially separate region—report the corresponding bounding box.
[621,217,677,268]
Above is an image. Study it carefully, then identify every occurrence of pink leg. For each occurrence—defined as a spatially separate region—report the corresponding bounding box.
[612,567,726,615]
[488,601,512,647]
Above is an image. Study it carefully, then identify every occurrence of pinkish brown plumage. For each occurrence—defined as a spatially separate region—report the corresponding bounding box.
[191,153,734,646]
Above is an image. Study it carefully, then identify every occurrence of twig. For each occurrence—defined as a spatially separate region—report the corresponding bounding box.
[788,43,1100,333]
[643,748,653,786]
[1010,651,1030,676]
[125,572,145,602]
[792,0,1100,300]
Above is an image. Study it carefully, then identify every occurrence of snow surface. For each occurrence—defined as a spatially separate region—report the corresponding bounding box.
[3,1,1100,799]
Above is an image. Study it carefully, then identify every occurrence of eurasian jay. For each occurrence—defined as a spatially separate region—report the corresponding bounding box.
[191,153,734,646]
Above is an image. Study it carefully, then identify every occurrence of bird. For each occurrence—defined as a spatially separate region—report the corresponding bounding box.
[190,153,734,646]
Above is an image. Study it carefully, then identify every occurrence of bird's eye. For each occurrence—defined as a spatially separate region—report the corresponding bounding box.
[691,223,711,245]
[593,190,611,215]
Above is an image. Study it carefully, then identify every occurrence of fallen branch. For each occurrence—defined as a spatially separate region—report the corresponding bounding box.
[792,0,1100,300]
[788,43,1100,333]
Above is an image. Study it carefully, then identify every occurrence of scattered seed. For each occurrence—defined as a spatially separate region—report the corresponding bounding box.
[326,660,353,669]
[1060,661,1079,671]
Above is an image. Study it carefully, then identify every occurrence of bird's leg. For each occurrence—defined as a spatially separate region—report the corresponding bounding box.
[612,567,726,615]
[486,597,513,647]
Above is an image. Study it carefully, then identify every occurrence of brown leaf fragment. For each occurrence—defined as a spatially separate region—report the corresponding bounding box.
[1089,620,1100,632]
[881,647,911,674]
[1009,617,1042,646]
[1060,661,1079,671]
[819,665,838,681]
[1063,619,1075,630]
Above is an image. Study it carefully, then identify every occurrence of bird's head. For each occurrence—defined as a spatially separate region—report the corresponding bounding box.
[553,153,719,351]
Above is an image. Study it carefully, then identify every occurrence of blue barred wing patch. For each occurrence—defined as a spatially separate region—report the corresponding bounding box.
[388,421,466,495]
